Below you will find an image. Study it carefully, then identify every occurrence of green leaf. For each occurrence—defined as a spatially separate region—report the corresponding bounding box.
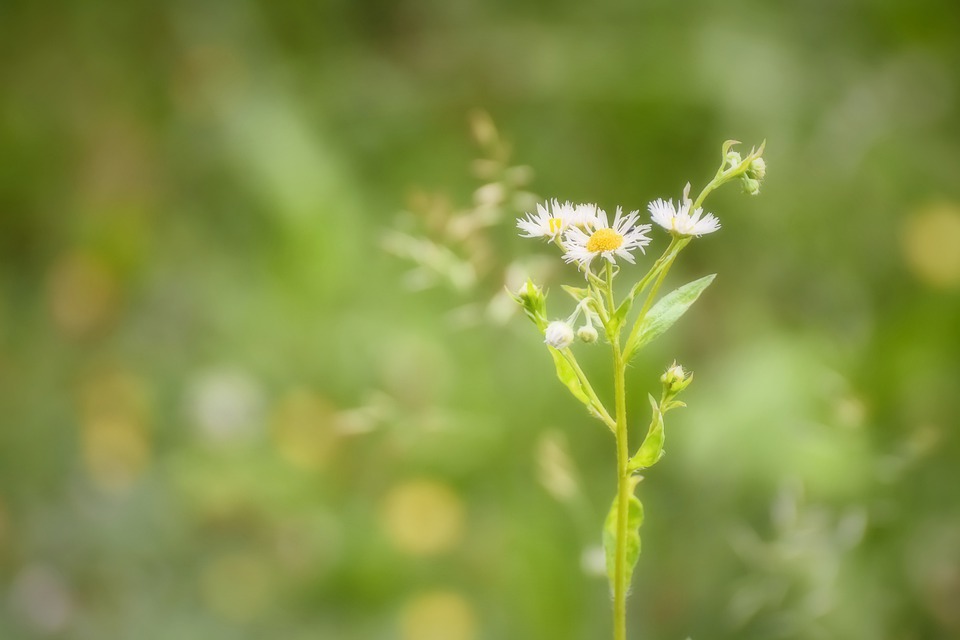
[561,284,590,302]
[602,481,644,594]
[625,274,715,357]
[610,295,634,334]
[629,395,665,471]
[548,347,591,407]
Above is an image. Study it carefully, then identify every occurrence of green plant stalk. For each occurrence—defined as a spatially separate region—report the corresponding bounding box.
[612,335,630,640]
[601,261,632,640]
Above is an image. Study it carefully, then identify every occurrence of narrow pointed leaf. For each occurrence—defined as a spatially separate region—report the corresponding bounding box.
[602,483,644,593]
[626,274,715,357]
[561,284,590,302]
[610,295,634,334]
[548,347,591,407]
[629,394,665,471]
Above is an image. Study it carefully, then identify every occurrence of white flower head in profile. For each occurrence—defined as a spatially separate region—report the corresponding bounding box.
[544,320,575,350]
[561,206,652,272]
[517,200,579,240]
[648,183,721,237]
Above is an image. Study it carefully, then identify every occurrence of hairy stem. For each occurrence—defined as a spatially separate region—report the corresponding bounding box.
[612,338,629,640]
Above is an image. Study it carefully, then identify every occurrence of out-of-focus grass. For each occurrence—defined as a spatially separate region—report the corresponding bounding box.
[1,1,959,639]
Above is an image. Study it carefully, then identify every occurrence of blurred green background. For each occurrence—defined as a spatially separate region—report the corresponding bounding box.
[2,1,960,639]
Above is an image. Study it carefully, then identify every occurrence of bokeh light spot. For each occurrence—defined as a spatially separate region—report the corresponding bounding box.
[399,591,477,640]
[271,390,337,470]
[78,370,151,492]
[902,202,960,288]
[81,417,150,492]
[47,252,119,337]
[9,565,74,634]
[381,480,465,556]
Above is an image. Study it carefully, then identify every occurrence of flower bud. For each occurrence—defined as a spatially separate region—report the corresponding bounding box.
[725,150,742,169]
[660,362,693,395]
[544,321,575,350]
[741,176,761,196]
[576,324,598,343]
[746,157,766,180]
[513,279,547,330]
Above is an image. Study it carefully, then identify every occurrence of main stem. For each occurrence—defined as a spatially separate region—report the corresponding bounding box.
[612,328,630,639]
[602,261,631,640]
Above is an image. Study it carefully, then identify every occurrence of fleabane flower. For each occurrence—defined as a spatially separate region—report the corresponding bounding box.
[517,200,578,240]
[647,198,721,236]
[571,202,601,227]
[561,206,651,271]
[648,184,721,237]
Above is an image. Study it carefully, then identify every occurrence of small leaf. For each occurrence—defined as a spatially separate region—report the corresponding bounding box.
[602,481,644,594]
[610,295,634,334]
[629,395,665,471]
[626,274,715,357]
[561,284,590,302]
[548,347,591,407]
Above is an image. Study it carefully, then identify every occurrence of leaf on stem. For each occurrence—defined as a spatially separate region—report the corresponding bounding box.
[602,478,644,594]
[629,395,665,471]
[625,274,716,357]
[610,295,633,334]
[561,284,590,302]
[548,347,592,407]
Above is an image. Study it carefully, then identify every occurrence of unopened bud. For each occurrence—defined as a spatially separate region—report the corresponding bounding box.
[725,150,742,169]
[660,363,693,395]
[746,157,766,181]
[741,176,761,196]
[576,324,598,343]
[545,321,575,350]
[513,279,547,330]
[518,279,544,307]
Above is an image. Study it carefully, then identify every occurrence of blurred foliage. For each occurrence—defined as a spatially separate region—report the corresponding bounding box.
[1,0,960,639]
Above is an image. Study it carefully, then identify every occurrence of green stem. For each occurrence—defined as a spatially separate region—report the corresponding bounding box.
[612,338,629,640]
[604,262,616,314]
[623,238,690,359]
[626,237,679,303]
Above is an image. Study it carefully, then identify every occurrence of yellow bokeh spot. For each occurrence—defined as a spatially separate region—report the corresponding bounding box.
[381,480,465,556]
[399,591,477,640]
[199,551,274,623]
[586,228,624,253]
[81,417,149,493]
[902,202,960,289]
[271,390,337,470]
[47,252,119,338]
[78,369,151,493]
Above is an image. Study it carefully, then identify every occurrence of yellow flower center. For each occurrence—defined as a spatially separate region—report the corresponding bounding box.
[586,228,624,253]
[547,217,563,234]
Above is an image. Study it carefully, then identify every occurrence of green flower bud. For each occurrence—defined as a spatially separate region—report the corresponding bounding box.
[741,176,761,196]
[513,279,547,330]
[660,363,693,396]
[518,279,543,306]
[545,321,575,350]
[725,150,742,169]
[576,324,598,343]
[746,157,766,180]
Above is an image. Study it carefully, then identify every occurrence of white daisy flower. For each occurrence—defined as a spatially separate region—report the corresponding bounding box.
[517,200,579,240]
[571,202,601,227]
[561,206,652,271]
[647,183,721,237]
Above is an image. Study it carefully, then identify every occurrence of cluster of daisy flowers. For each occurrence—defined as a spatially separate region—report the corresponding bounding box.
[517,186,720,271]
